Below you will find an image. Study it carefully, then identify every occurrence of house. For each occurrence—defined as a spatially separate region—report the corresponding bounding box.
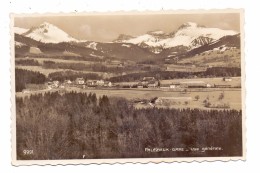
[160,84,170,89]
[223,77,232,82]
[87,80,97,87]
[169,82,180,89]
[137,82,144,88]
[206,83,212,88]
[53,81,59,87]
[96,80,105,86]
[104,81,112,87]
[147,81,159,88]
[75,78,85,85]
[142,77,156,86]
[47,81,59,89]
[64,80,72,84]
[118,63,124,67]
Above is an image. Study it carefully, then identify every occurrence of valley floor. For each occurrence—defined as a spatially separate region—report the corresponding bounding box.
[16,87,242,111]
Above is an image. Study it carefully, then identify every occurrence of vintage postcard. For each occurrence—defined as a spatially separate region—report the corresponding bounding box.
[11,9,245,165]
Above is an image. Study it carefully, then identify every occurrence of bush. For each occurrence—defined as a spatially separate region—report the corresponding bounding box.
[218,92,225,100]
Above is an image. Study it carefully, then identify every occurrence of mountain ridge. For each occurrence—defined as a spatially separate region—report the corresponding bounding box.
[115,22,238,53]
[23,22,78,43]
[14,22,240,65]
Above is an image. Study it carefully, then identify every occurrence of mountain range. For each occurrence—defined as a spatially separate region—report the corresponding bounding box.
[115,22,237,53]
[14,22,240,62]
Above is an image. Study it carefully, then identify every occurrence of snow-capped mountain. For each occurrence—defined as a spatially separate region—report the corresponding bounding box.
[185,34,240,57]
[14,27,28,35]
[115,22,238,53]
[23,22,78,43]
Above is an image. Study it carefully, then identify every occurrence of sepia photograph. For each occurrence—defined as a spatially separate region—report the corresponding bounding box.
[11,10,245,165]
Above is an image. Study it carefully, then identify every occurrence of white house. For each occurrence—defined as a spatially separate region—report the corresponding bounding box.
[96,80,105,86]
[169,82,180,89]
[206,83,212,88]
[75,78,85,85]
[104,81,112,87]
[223,77,232,82]
[64,80,72,84]
[47,81,59,89]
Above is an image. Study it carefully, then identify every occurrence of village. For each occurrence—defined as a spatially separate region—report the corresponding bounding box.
[41,76,237,90]
[21,76,238,93]
[19,74,241,110]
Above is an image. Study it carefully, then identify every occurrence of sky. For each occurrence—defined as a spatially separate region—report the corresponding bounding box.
[14,12,241,42]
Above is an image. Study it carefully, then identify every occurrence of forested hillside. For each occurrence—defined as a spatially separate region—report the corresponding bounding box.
[15,69,46,92]
[109,67,241,82]
[16,92,242,160]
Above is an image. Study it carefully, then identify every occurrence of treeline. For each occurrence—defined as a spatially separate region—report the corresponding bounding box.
[17,55,104,62]
[109,67,241,82]
[15,69,46,92]
[42,61,125,73]
[204,67,241,77]
[48,70,102,81]
[16,92,242,160]
[15,59,40,66]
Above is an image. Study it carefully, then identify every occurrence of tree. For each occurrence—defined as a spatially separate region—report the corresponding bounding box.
[195,95,200,101]
[218,92,225,101]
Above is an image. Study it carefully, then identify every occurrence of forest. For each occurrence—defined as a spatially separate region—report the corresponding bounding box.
[109,67,241,82]
[48,70,102,82]
[15,69,46,92]
[16,92,242,160]
[15,59,40,66]
[42,61,125,73]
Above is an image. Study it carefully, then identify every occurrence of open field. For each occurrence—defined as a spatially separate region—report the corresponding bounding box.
[165,64,207,72]
[15,65,109,77]
[114,77,241,88]
[178,48,241,67]
[78,88,241,110]
[16,57,96,65]
[160,77,241,87]
[16,87,242,110]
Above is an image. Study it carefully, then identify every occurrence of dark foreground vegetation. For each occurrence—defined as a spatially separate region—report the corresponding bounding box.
[16,92,242,160]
